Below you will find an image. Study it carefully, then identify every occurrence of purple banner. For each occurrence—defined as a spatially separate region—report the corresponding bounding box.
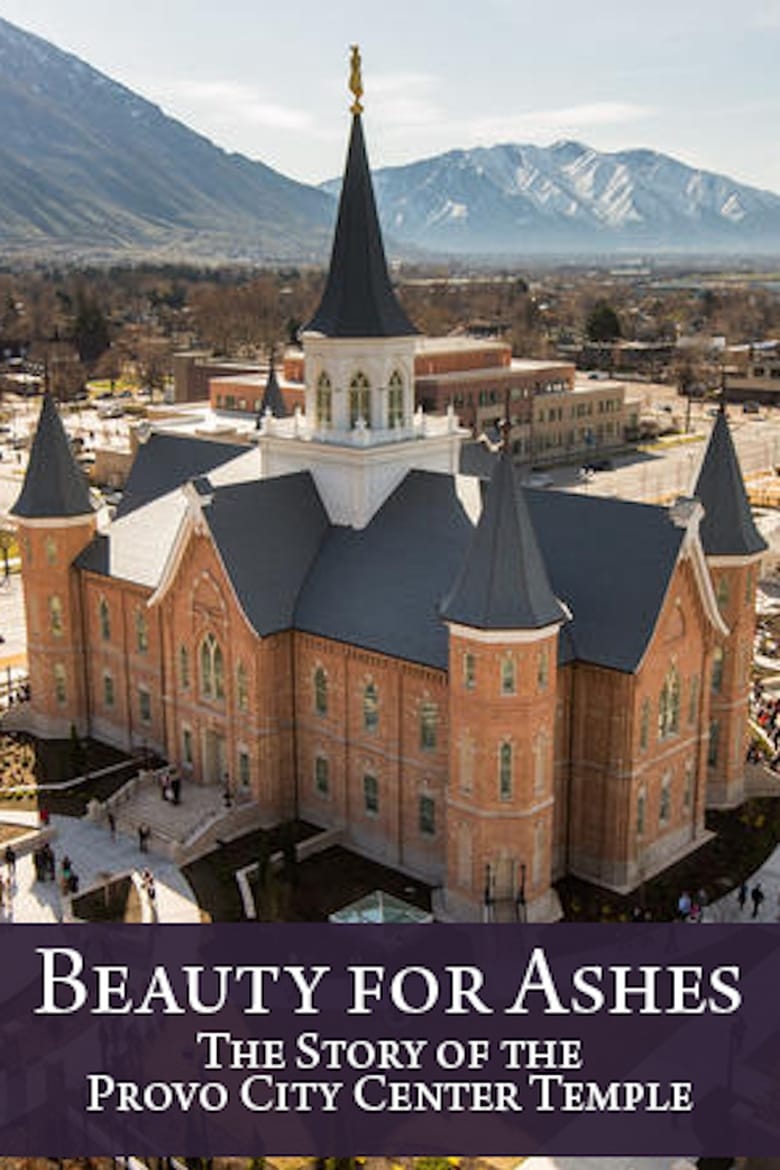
[0,923,778,1155]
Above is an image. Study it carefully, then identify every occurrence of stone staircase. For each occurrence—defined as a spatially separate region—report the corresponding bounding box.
[103,769,267,864]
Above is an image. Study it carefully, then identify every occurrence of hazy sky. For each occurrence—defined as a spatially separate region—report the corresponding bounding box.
[1,0,779,191]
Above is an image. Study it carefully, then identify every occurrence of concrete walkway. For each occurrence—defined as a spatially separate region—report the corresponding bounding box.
[0,809,200,923]
[704,840,780,923]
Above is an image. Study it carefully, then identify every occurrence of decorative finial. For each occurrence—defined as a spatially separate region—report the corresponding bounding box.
[349,44,364,115]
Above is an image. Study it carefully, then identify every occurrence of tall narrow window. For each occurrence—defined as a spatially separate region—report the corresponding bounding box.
[213,642,225,699]
[712,647,724,695]
[658,665,680,739]
[745,567,755,605]
[182,727,193,766]
[419,795,435,836]
[463,652,476,691]
[499,742,513,801]
[420,702,437,750]
[708,720,720,767]
[636,787,646,835]
[138,687,151,724]
[53,663,67,706]
[500,656,516,696]
[236,661,249,712]
[716,577,730,611]
[349,371,371,429]
[315,755,330,796]
[136,609,149,653]
[659,773,671,825]
[103,673,115,708]
[363,773,379,814]
[363,682,379,731]
[179,645,190,690]
[99,598,111,641]
[533,730,548,795]
[683,760,694,810]
[688,674,699,726]
[639,697,649,752]
[45,537,57,566]
[459,735,474,794]
[314,667,328,716]
[538,645,550,691]
[49,596,63,636]
[238,749,250,788]
[316,372,332,429]
[388,370,404,429]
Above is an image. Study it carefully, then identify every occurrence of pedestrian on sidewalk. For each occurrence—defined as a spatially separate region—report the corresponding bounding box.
[738,881,748,912]
[751,882,765,919]
[107,811,116,840]
[138,823,150,853]
[4,845,16,876]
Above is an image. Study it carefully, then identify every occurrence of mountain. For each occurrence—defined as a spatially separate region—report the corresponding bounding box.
[321,140,780,255]
[0,16,335,263]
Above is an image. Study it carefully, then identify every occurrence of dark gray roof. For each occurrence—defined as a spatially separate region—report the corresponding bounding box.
[527,489,685,672]
[205,473,329,635]
[303,114,417,339]
[259,359,287,419]
[694,408,767,557]
[459,439,499,478]
[11,393,93,519]
[116,433,245,518]
[295,471,473,667]
[440,450,565,630]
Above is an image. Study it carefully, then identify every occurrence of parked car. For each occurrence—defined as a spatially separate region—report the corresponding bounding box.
[743,401,760,414]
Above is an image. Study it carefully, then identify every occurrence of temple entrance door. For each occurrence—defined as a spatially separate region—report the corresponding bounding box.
[203,729,227,786]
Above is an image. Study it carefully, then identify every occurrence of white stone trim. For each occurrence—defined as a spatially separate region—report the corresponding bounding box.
[446,621,562,645]
[707,552,765,567]
[12,513,95,530]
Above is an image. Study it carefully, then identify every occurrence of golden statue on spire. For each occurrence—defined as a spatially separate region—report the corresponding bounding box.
[349,44,364,115]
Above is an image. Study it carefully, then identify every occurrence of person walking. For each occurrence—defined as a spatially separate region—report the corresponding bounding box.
[738,881,748,912]
[4,844,16,876]
[751,882,765,919]
[107,811,116,840]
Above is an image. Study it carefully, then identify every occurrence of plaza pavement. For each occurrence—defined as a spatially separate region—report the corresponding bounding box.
[0,808,200,923]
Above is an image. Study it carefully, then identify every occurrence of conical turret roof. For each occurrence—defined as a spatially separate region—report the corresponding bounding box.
[259,357,287,419]
[441,450,566,630]
[303,113,417,339]
[694,406,766,557]
[11,393,93,520]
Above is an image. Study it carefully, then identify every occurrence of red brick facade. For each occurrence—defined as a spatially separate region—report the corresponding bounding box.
[16,493,753,918]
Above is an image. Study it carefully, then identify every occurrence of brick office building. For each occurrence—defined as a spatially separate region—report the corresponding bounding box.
[11,70,765,921]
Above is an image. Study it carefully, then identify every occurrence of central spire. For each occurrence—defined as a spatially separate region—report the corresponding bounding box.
[303,47,417,339]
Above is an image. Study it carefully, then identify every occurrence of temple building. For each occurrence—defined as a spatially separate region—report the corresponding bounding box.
[10,52,766,921]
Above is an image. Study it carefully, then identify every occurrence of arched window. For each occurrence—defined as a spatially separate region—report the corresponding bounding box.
[316,372,332,430]
[420,701,437,750]
[463,652,476,691]
[688,674,699,725]
[499,742,513,801]
[236,661,249,712]
[639,697,650,752]
[315,755,330,795]
[313,667,328,716]
[457,823,473,889]
[179,645,190,689]
[200,634,224,700]
[136,608,149,654]
[533,730,548,795]
[712,646,725,694]
[363,682,379,731]
[99,598,111,641]
[349,371,371,429]
[658,665,680,739]
[388,369,404,429]
[708,720,720,767]
[537,646,550,691]
[53,663,67,705]
[459,735,474,794]
[659,773,671,825]
[500,655,516,695]
[49,596,63,636]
